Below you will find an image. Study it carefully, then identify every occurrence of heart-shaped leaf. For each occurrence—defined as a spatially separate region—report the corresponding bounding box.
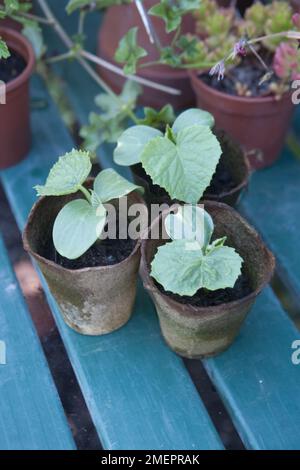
[114,125,162,166]
[151,238,243,296]
[114,27,147,75]
[94,168,143,202]
[165,205,214,248]
[141,125,222,203]
[53,199,107,260]
[172,108,215,134]
[35,150,92,197]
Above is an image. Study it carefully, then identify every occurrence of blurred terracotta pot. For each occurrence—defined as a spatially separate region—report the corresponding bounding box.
[97,0,196,109]
[23,188,146,336]
[140,201,275,358]
[0,27,35,169]
[189,70,295,170]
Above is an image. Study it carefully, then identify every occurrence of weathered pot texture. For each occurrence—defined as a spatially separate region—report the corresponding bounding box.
[131,129,250,207]
[140,201,275,358]
[23,188,146,336]
[0,27,35,169]
[97,0,196,109]
[189,70,295,170]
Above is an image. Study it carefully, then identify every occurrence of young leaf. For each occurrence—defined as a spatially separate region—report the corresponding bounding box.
[0,38,10,59]
[53,199,107,260]
[141,125,222,203]
[151,239,243,296]
[149,1,182,33]
[114,27,147,75]
[172,108,215,133]
[114,125,162,166]
[35,150,92,197]
[94,168,143,203]
[139,105,175,128]
[22,24,46,59]
[165,205,214,248]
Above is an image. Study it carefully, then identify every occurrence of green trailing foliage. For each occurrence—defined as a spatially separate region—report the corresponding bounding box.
[114,27,147,75]
[151,205,243,296]
[66,0,130,15]
[114,108,221,204]
[35,150,143,260]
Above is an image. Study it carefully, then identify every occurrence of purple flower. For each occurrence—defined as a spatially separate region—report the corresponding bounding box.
[230,39,247,60]
[209,60,225,81]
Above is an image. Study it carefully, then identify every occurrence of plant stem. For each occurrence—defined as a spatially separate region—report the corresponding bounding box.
[46,51,74,64]
[0,6,53,24]
[79,185,92,203]
[78,9,87,36]
[134,0,161,50]
[248,30,300,45]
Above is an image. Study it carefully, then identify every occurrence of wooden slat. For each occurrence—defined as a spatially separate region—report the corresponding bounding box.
[203,287,300,450]
[0,235,75,450]
[0,75,223,450]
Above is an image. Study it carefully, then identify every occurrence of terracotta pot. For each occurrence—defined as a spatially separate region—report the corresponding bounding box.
[97,0,196,109]
[140,201,275,358]
[189,70,295,170]
[0,27,35,169]
[23,188,146,336]
[131,129,250,207]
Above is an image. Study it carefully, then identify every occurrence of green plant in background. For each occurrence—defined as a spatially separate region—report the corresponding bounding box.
[151,205,243,296]
[35,150,142,259]
[114,108,221,204]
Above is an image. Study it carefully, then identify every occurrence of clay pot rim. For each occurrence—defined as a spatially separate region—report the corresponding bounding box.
[140,200,275,317]
[0,27,35,93]
[188,68,291,105]
[23,190,145,275]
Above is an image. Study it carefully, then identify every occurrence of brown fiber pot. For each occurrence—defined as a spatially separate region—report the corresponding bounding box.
[0,27,35,169]
[97,0,195,109]
[189,70,295,170]
[23,188,146,336]
[140,202,275,358]
[131,129,250,207]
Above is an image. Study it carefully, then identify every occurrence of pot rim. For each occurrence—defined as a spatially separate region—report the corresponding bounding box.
[188,68,291,105]
[0,27,35,93]
[23,190,145,274]
[140,200,275,316]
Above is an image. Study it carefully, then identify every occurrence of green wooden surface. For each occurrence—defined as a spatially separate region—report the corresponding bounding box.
[0,75,223,450]
[0,234,75,450]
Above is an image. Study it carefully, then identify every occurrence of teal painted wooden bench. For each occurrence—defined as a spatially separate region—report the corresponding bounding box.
[0,234,75,450]
[0,1,300,450]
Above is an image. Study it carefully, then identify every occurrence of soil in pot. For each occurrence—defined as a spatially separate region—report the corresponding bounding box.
[132,128,248,206]
[200,56,279,98]
[155,267,252,308]
[0,49,26,82]
[42,217,137,270]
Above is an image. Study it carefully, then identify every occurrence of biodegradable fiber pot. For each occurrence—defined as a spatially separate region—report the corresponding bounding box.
[140,201,275,358]
[97,0,196,109]
[23,189,146,336]
[131,129,250,207]
[0,27,35,169]
[189,70,295,170]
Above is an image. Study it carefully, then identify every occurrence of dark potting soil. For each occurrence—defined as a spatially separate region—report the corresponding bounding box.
[200,56,279,98]
[0,49,26,83]
[43,219,137,270]
[156,270,252,308]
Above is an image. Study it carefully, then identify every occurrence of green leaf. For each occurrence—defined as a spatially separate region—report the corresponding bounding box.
[149,1,182,33]
[80,80,141,152]
[66,0,128,14]
[165,205,214,248]
[141,125,222,203]
[35,150,92,197]
[151,238,243,296]
[94,168,143,203]
[114,27,147,75]
[139,104,175,128]
[0,38,10,59]
[53,199,107,259]
[172,109,215,133]
[114,125,162,166]
[22,25,46,59]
